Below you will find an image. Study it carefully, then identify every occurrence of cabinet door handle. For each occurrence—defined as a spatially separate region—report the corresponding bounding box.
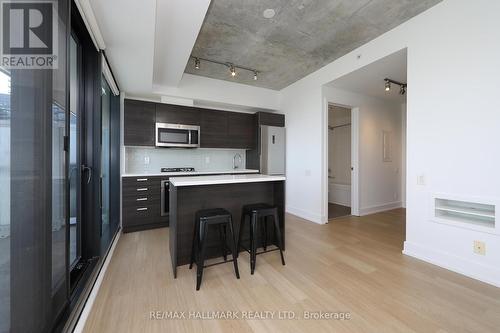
[136,207,148,211]
[136,198,148,201]
[137,188,148,191]
[137,178,148,182]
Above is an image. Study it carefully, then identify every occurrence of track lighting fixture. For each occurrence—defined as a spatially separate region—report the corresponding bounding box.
[384,78,407,95]
[190,56,260,81]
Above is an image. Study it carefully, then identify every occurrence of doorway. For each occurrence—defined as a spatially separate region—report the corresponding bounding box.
[323,49,407,234]
[328,105,352,219]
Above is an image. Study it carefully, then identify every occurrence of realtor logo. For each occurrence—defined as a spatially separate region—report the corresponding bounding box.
[1,0,58,68]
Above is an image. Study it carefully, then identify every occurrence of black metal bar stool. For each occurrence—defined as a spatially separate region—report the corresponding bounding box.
[189,208,240,290]
[237,203,285,274]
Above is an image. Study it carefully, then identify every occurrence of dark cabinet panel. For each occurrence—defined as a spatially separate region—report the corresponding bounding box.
[156,103,200,125]
[200,109,228,148]
[122,176,168,232]
[227,112,256,149]
[123,99,266,149]
[258,111,285,127]
[124,99,156,146]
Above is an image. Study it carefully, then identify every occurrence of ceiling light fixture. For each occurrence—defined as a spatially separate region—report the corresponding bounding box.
[263,8,275,19]
[190,56,260,82]
[384,78,407,95]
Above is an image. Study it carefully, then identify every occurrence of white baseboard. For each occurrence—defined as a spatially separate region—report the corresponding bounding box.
[359,201,402,216]
[286,205,324,224]
[73,231,122,332]
[403,241,500,288]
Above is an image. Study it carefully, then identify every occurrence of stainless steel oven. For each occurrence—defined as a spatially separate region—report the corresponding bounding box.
[155,123,200,148]
[160,180,169,216]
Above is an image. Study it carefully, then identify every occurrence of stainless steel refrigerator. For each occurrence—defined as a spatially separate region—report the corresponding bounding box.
[260,125,286,175]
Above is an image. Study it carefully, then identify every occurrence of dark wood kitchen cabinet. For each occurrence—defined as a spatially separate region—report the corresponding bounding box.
[156,103,200,125]
[200,109,255,149]
[122,176,168,232]
[123,99,261,149]
[124,99,156,146]
[257,111,285,127]
[227,112,255,149]
[200,109,228,148]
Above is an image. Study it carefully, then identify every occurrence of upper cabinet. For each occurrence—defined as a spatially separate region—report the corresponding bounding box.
[156,103,200,125]
[200,109,229,148]
[227,112,256,149]
[124,99,156,146]
[123,100,281,150]
[257,111,285,127]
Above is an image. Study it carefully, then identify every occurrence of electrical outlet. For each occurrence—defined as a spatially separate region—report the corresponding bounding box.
[473,240,486,255]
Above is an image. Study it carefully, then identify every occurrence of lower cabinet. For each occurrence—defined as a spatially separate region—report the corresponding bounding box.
[122,176,168,232]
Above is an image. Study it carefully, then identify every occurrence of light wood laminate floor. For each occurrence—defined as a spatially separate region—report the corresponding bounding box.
[84,209,500,332]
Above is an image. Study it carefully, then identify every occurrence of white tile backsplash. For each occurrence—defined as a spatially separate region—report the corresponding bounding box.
[125,147,247,174]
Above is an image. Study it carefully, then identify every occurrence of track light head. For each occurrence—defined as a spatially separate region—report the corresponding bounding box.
[194,57,200,70]
[385,80,391,92]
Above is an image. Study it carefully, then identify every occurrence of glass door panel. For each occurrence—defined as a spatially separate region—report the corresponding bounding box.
[69,35,81,268]
[101,76,111,239]
[0,68,11,333]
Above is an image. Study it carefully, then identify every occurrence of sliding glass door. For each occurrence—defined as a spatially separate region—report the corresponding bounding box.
[69,34,83,272]
[0,67,11,333]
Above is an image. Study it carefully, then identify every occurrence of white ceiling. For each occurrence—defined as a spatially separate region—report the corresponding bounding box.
[89,0,210,96]
[89,0,156,95]
[328,48,407,102]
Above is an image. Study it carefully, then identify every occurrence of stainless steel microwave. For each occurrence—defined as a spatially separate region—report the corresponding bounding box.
[155,123,200,148]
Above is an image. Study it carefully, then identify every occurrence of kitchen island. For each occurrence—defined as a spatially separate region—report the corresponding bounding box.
[169,174,286,277]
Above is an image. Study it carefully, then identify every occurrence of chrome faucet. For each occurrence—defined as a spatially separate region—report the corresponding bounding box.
[233,153,242,169]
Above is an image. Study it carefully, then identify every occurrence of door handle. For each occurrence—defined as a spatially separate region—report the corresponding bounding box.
[81,165,92,184]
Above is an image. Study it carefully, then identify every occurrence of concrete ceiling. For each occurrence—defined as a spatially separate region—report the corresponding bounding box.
[328,48,407,103]
[186,0,442,90]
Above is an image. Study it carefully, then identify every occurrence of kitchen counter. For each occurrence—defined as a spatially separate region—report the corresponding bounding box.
[122,169,259,177]
[169,174,286,187]
[168,173,285,278]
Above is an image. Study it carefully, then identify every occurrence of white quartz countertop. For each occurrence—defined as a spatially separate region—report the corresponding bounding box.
[170,174,286,187]
[122,169,259,177]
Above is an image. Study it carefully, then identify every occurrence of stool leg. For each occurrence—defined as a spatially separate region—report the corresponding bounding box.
[219,224,227,261]
[236,211,246,258]
[272,211,286,266]
[226,216,240,279]
[250,213,258,275]
[189,218,199,269]
[196,222,209,290]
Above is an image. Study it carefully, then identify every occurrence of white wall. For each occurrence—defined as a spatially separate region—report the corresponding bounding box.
[281,0,500,286]
[325,88,403,215]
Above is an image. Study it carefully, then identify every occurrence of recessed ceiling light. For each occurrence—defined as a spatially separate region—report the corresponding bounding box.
[263,8,275,19]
